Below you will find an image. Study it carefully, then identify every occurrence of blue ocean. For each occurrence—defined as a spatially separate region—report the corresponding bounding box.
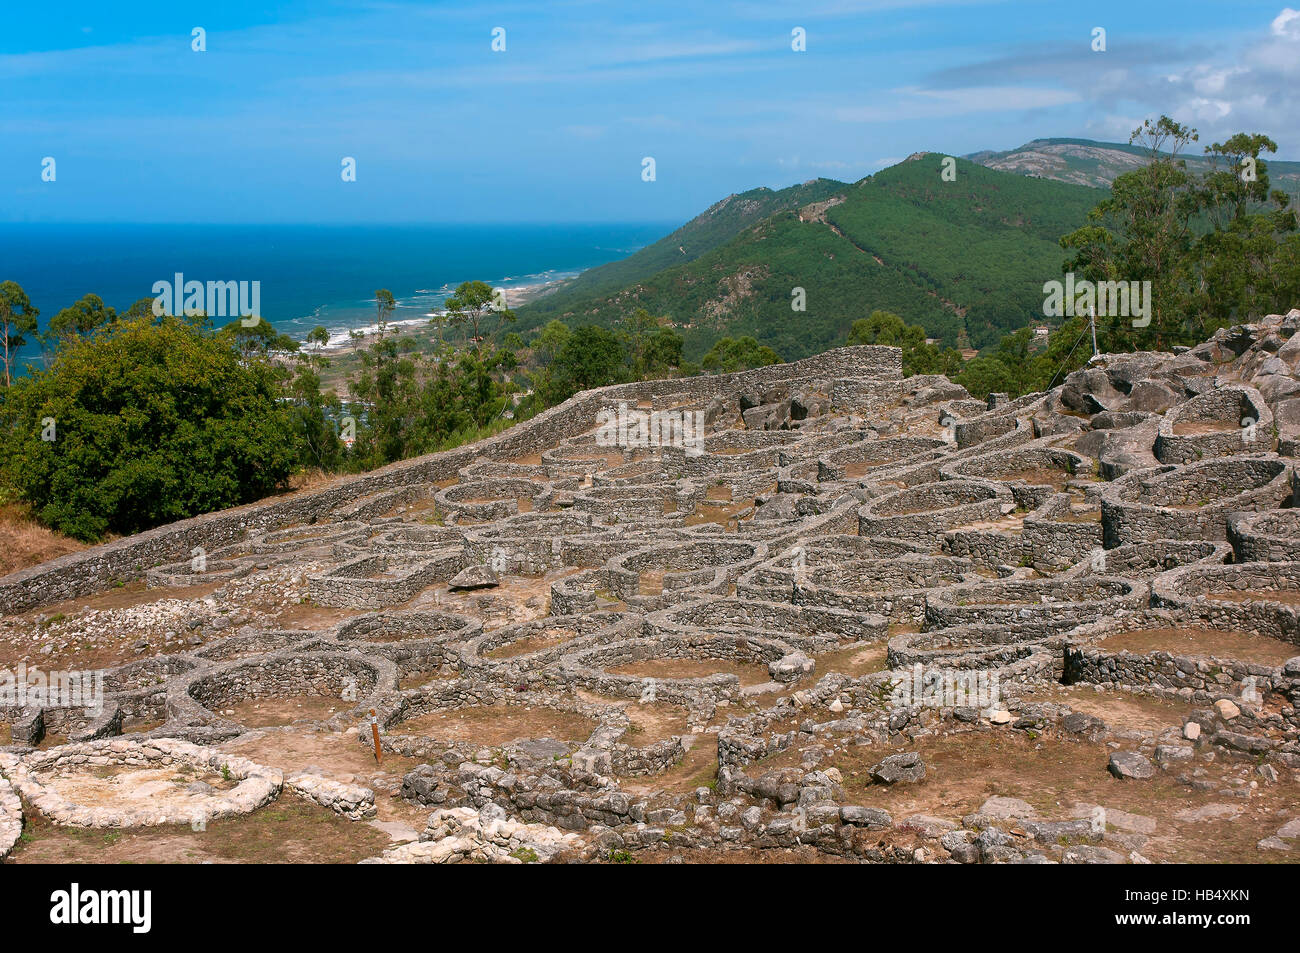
[0,222,671,364]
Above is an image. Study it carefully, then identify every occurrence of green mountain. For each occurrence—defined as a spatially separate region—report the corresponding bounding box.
[516,155,1105,358]
[967,137,1300,196]
[522,178,846,321]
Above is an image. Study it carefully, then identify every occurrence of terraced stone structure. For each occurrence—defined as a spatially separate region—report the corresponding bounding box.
[4,315,1300,865]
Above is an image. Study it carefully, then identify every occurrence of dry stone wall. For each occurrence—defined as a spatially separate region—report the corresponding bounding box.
[5,318,1300,864]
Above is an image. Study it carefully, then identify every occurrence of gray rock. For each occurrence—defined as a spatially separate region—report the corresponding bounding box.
[869,751,926,785]
[1154,745,1194,763]
[840,805,892,829]
[1108,751,1154,781]
[448,565,500,590]
[768,651,815,680]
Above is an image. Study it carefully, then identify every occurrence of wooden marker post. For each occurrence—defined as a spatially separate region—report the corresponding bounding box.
[370,708,382,764]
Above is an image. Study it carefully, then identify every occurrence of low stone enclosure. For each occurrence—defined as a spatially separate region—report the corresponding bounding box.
[4,314,1300,864]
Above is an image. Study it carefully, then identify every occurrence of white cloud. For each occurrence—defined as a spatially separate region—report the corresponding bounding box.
[1270,7,1300,37]
[918,8,1300,155]
[776,156,853,170]
[832,85,1080,121]
[1188,65,1247,95]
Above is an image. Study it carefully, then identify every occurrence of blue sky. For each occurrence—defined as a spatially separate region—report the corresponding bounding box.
[3,0,1297,224]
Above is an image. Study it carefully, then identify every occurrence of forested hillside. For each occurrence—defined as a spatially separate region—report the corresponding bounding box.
[520,178,846,324]
[516,155,1104,358]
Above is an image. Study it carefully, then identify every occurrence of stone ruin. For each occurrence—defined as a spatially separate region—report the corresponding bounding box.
[3,313,1300,864]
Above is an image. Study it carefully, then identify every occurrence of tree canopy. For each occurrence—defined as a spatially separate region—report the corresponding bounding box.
[700,336,781,373]
[2,315,300,540]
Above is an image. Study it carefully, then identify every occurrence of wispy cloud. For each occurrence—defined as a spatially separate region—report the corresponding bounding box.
[832,85,1081,122]
[3,0,1294,224]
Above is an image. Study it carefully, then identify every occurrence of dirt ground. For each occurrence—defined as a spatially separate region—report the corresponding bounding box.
[1206,590,1300,607]
[224,695,352,728]
[609,657,774,686]
[1096,626,1298,665]
[813,642,888,677]
[392,704,596,746]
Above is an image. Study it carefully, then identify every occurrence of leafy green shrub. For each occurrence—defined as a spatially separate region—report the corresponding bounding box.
[1,315,299,541]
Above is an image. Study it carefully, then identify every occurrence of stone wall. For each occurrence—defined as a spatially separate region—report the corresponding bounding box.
[0,345,901,612]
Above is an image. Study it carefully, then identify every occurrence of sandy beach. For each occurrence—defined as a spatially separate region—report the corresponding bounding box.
[300,275,569,357]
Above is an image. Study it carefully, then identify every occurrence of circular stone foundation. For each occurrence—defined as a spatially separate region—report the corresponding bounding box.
[1229,510,1300,562]
[1155,386,1271,464]
[336,609,480,645]
[557,633,796,711]
[942,446,1094,508]
[1101,457,1292,546]
[176,653,392,729]
[464,612,638,672]
[924,577,1144,631]
[858,479,1013,545]
[1,739,281,828]
[607,539,764,603]
[1152,562,1300,645]
[373,684,619,761]
[435,479,548,522]
[1062,609,1299,699]
[888,622,1059,670]
[1067,540,1228,580]
[1093,625,1296,667]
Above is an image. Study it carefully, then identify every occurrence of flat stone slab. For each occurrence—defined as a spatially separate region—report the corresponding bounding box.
[980,796,1036,820]
[1174,803,1243,823]
[1070,803,1156,834]
[367,819,421,843]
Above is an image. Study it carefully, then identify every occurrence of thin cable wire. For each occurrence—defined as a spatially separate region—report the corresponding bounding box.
[1046,320,1094,391]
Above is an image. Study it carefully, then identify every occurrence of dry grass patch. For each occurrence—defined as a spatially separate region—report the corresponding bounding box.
[0,503,89,577]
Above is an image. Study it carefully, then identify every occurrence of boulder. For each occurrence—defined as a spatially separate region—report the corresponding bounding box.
[754,493,800,521]
[1126,380,1179,413]
[1097,418,1160,480]
[869,751,926,785]
[742,401,792,431]
[840,805,892,829]
[790,390,828,421]
[1060,367,1125,414]
[1062,844,1126,864]
[1213,699,1241,721]
[768,651,815,681]
[448,564,500,590]
[1107,751,1154,781]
